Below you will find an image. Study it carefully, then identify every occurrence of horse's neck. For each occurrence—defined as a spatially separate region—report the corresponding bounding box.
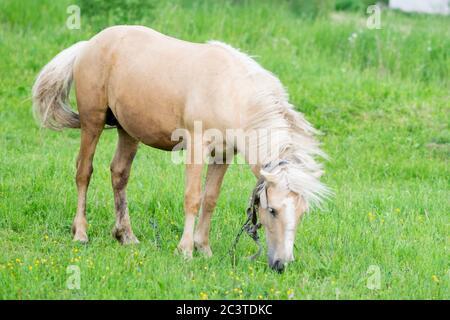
[240,123,294,177]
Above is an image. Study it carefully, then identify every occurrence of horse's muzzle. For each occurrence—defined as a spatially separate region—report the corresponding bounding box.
[270,259,285,273]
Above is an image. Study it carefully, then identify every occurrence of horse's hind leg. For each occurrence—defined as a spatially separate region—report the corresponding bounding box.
[72,116,105,243]
[110,128,139,245]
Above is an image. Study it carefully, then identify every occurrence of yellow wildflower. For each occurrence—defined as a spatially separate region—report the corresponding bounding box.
[199,292,208,300]
[287,288,294,299]
[431,275,440,283]
[368,212,375,222]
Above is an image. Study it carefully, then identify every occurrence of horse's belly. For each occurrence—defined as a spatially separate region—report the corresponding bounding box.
[135,127,179,151]
[112,100,182,151]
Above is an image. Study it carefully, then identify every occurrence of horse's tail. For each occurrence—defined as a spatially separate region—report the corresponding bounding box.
[32,41,87,130]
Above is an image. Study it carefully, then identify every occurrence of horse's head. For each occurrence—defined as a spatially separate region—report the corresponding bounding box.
[253,160,328,272]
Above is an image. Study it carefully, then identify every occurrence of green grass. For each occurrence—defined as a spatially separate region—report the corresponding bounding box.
[0,0,449,299]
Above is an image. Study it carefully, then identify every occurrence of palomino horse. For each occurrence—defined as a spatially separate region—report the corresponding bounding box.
[32,26,329,272]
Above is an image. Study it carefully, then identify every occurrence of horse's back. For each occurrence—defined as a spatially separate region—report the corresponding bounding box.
[74,26,251,149]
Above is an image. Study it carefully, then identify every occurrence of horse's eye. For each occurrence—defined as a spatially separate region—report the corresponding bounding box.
[268,207,277,217]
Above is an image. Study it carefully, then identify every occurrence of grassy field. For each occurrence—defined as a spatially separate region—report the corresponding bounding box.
[0,0,449,299]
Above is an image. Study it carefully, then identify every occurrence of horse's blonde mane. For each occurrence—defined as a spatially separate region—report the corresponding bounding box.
[209,41,331,209]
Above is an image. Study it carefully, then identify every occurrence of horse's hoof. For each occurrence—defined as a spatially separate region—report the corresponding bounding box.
[175,246,193,260]
[73,232,89,244]
[72,222,88,243]
[113,227,139,245]
[121,235,140,245]
[194,242,213,258]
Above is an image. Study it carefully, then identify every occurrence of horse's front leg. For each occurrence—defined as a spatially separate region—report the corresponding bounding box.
[194,163,229,257]
[177,163,203,258]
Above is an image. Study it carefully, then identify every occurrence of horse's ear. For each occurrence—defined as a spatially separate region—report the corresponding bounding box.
[259,186,268,209]
[260,169,277,184]
[297,194,309,212]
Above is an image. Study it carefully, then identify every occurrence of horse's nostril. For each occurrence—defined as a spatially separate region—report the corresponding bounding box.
[271,260,285,273]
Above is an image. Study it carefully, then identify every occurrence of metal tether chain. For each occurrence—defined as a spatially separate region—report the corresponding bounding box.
[229,178,264,266]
